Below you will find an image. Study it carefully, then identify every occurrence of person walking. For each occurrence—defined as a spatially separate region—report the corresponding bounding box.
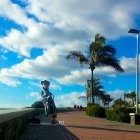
[74,104,77,111]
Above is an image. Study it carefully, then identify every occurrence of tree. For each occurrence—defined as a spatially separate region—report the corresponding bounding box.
[125,91,136,107]
[66,33,124,103]
[83,78,105,103]
[112,98,129,107]
[90,78,106,104]
[92,78,104,96]
[100,94,113,107]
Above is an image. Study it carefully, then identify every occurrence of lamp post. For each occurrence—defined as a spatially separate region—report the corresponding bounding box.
[128,28,139,114]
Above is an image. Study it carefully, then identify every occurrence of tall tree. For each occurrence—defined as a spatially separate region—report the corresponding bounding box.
[66,33,124,103]
[125,91,136,107]
[112,98,129,107]
[100,94,113,107]
[92,78,105,104]
[85,78,105,103]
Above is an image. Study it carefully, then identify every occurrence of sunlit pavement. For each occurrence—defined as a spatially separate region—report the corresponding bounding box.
[20,111,140,140]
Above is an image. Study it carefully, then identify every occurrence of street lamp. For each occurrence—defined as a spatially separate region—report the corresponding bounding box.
[128,28,139,114]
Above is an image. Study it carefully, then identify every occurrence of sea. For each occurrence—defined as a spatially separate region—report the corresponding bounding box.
[0,108,16,110]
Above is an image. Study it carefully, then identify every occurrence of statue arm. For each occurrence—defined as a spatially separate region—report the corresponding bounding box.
[50,92,54,100]
[41,91,44,97]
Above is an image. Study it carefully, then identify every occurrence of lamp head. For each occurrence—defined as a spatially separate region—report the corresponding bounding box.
[128,28,140,34]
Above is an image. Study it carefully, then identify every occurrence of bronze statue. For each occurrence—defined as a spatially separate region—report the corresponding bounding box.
[41,80,56,117]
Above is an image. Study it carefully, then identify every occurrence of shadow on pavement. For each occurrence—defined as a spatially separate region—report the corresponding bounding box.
[66,125,140,134]
[20,124,80,140]
[59,125,80,140]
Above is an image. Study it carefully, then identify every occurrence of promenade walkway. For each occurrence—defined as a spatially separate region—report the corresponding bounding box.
[20,111,140,140]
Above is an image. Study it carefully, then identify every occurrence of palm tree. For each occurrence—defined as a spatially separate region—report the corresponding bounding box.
[85,78,105,103]
[125,91,136,107]
[100,94,113,107]
[66,33,124,103]
[92,78,105,103]
[112,98,129,107]
[86,79,92,103]
[79,78,102,103]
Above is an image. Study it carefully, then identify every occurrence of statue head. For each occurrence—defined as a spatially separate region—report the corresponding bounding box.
[41,80,50,88]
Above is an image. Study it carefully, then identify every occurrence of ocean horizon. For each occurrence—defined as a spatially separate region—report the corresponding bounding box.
[0,108,17,110]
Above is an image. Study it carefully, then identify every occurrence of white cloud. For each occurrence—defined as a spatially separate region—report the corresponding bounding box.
[26,92,41,100]
[0,0,140,57]
[0,76,21,87]
[0,51,139,87]
[107,89,126,99]
[0,0,32,26]
[50,83,61,90]
[120,56,140,74]
[30,92,39,97]
[28,81,41,88]
[28,81,61,90]
[26,0,140,38]
[57,69,90,85]
[106,89,137,106]
[0,0,140,87]
[0,48,8,53]
[55,92,87,107]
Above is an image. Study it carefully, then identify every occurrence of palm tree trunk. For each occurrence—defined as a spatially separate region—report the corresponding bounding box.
[91,67,94,103]
[124,93,125,107]
[91,68,94,103]
[132,98,134,107]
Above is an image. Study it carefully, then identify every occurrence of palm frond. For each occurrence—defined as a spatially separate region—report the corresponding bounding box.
[90,34,106,52]
[95,33,106,45]
[99,45,116,55]
[66,51,81,59]
[98,55,124,72]
[66,51,89,65]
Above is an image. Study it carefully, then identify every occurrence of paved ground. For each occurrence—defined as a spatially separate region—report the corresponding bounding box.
[20,111,140,140]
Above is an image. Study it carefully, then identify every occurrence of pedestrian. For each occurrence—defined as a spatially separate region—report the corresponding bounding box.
[77,105,80,111]
[74,104,77,111]
[80,105,83,111]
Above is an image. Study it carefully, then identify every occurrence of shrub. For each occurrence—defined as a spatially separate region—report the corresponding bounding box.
[106,107,136,123]
[31,101,44,108]
[135,114,140,124]
[112,98,129,107]
[86,104,105,118]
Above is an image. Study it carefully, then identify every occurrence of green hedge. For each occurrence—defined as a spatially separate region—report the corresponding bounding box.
[135,114,140,124]
[86,103,105,118]
[106,107,136,123]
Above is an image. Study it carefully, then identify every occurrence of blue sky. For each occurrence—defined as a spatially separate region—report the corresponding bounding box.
[0,0,140,108]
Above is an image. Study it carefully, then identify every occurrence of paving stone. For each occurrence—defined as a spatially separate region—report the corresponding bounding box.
[20,112,140,140]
